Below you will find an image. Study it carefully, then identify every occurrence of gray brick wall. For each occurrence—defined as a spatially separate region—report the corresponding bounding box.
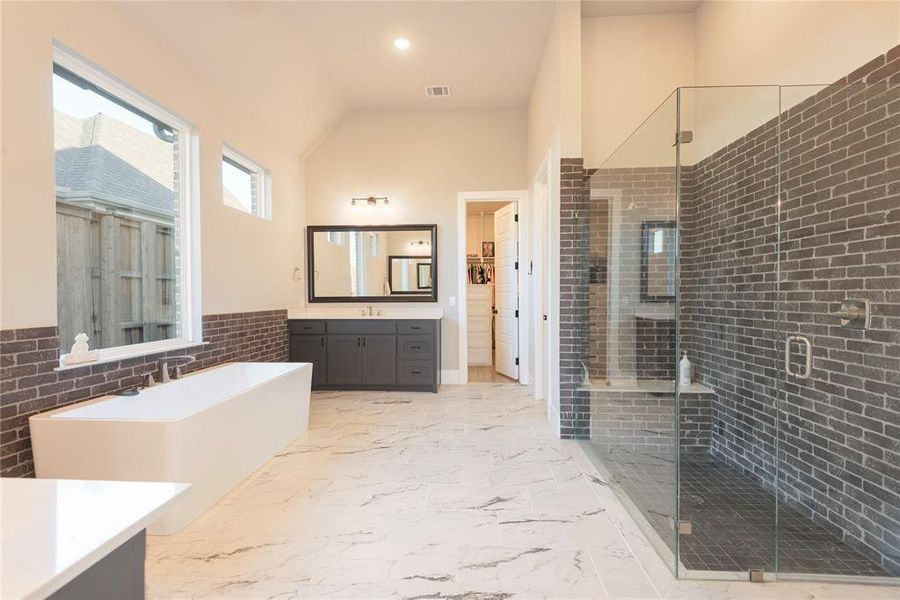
[681,44,900,574]
[589,390,712,456]
[559,157,591,438]
[0,310,288,477]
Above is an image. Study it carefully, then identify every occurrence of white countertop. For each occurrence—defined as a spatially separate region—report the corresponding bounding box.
[288,307,444,320]
[1,479,189,600]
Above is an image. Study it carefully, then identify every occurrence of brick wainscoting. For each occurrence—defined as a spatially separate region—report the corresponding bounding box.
[0,310,288,477]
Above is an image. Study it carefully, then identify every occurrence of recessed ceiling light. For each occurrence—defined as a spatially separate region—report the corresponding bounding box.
[393,38,411,51]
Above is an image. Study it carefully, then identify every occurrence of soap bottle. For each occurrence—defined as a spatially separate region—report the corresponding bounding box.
[679,352,692,386]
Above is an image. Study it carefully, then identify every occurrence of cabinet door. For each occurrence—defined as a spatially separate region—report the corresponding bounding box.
[361,335,396,385]
[290,335,326,387]
[326,335,362,384]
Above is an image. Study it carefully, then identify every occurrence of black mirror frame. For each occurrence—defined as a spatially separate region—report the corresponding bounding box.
[307,224,438,303]
[388,255,433,295]
[416,263,432,290]
[640,220,676,303]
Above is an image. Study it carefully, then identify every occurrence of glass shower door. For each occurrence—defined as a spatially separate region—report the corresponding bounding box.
[774,81,900,580]
[675,85,782,578]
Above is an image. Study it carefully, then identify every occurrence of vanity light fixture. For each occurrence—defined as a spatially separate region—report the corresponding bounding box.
[410,239,431,248]
[351,196,389,208]
[393,38,411,51]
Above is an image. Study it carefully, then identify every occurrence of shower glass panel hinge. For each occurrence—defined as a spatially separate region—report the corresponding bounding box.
[673,130,693,146]
[669,518,692,534]
[749,569,765,583]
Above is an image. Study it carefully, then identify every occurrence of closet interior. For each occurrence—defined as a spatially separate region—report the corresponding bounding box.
[466,204,496,367]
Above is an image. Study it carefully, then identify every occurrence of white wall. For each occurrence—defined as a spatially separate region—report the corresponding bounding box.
[528,0,583,177]
[1,2,341,329]
[582,14,694,168]
[526,0,583,429]
[694,0,900,88]
[582,0,900,168]
[304,108,528,374]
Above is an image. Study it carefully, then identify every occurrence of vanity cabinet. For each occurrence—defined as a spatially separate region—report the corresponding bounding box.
[289,319,440,392]
[290,334,326,387]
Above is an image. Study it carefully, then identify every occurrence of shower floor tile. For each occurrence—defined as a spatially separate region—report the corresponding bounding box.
[588,448,890,577]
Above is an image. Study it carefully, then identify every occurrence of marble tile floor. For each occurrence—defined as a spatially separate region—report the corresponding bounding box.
[146,384,899,599]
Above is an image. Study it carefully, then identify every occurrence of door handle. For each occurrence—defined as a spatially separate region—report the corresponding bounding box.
[785,335,812,380]
[357,337,361,347]
[362,337,366,347]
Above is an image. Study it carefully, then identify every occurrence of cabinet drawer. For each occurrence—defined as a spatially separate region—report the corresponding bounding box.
[289,320,326,335]
[398,360,435,386]
[328,320,396,335]
[397,320,435,335]
[398,335,434,360]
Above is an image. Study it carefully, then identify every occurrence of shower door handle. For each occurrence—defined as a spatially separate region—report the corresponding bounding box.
[785,335,812,380]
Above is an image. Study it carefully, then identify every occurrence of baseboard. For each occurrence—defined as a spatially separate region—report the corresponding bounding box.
[440,369,461,384]
[547,402,561,438]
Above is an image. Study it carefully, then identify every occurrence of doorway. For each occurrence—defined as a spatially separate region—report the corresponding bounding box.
[457,190,528,385]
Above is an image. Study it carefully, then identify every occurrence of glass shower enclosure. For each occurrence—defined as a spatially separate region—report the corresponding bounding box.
[581,78,899,582]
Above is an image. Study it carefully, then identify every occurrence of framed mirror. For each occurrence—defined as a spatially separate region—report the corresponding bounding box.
[417,263,432,289]
[307,225,437,302]
[388,255,433,295]
[640,221,676,302]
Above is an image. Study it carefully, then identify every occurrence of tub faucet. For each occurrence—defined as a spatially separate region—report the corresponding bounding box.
[158,355,196,383]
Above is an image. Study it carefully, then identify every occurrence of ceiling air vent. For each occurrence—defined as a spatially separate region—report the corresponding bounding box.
[425,85,451,98]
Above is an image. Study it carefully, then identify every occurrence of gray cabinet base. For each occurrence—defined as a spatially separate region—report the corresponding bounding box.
[49,530,146,600]
[289,319,440,393]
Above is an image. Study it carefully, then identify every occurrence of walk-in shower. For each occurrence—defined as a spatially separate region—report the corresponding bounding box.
[577,46,899,582]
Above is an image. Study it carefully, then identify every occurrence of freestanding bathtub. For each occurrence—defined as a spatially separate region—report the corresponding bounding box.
[30,362,312,534]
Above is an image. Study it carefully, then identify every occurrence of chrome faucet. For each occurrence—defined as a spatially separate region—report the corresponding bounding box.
[158,355,196,383]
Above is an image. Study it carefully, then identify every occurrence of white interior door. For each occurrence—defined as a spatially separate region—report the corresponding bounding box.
[494,202,519,379]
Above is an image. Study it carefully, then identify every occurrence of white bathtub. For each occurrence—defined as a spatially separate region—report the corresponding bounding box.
[30,362,312,534]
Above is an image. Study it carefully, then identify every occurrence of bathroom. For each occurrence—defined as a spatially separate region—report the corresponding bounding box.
[1,1,899,599]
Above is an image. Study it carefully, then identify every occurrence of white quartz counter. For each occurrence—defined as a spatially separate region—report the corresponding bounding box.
[1,478,188,599]
[288,307,444,320]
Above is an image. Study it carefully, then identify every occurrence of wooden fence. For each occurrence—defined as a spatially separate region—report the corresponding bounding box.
[56,201,176,351]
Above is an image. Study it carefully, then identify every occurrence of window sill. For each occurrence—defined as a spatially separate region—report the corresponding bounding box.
[55,340,208,372]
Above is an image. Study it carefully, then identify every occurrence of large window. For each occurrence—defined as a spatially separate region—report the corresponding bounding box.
[53,46,199,359]
[222,146,270,219]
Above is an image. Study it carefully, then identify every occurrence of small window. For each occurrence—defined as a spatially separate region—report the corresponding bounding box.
[222,146,270,219]
[53,45,200,360]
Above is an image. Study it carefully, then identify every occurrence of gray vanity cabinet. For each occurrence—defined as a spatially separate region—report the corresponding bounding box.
[325,334,362,384]
[290,334,326,387]
[361,335,397,385]
[289,318,440,392]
